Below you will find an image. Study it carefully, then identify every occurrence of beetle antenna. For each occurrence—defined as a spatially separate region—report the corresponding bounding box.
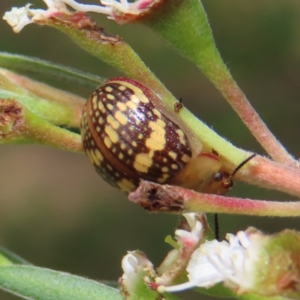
[231,153,256,179]
[214,153,256,241]
[214,213,220,241]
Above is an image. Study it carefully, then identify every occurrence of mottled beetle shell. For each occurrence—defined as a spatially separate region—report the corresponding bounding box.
[81,78,193,193]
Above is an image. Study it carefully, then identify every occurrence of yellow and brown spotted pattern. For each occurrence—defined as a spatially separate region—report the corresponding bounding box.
[81,78,192,193]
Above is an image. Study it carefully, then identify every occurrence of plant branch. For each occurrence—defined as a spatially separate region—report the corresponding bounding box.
[14,9,249,166]
[235,155,300,198]
[0,70,84,128]
[208,65,296,166]
[129,181,300,217]
[0,69,84,128]
[0,98,83,152]
[144,0,296,166]
[3,3,296,173]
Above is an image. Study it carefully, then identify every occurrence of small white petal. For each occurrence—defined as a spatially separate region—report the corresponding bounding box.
[60,0,112,14]
[3,1,70,33]
[158,280,202,293]
[3,5,33,33]
[159,230,264,292]
[174,213,205,248]
[122,253,139,275]
[183,213,197,229]
[237,231,251,249]
[101,0,129,12]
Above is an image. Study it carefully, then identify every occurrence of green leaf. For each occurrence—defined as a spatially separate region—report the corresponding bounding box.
[0,52,104,89]
[144,0,227,86]
[0,265,122,300]
[0,247,31,266]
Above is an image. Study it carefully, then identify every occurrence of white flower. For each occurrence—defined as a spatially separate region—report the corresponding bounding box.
[3,5,36,33]
[3,0,161,31]
[3,1,69,33]
[158,230,265,293]
[156,213,207,286]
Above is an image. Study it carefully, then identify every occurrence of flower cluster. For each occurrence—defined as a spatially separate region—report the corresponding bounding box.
[3,0,160,32]
[121,213,300,299]
[159,228,264,293]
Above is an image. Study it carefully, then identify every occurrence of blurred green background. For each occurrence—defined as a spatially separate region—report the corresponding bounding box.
[1,0,300,299]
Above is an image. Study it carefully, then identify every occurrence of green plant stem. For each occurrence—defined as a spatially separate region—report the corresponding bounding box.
[43,14,168,99]
[0,69,84,127]
[144,0,296,166]
[0,89,82,128]
[0,98,83,152]
[24,108,83,152]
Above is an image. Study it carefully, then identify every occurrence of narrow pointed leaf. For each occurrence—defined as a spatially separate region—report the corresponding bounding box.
[0,248,31,266]
[0,52,104,89]
[0,265,122,300]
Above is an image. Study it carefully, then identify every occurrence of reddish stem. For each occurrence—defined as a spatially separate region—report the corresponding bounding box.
[129,181,300,217]
[219,76,296,167]
[236,155,300,198]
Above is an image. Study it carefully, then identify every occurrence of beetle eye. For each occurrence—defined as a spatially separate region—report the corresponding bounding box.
[213,172,224,182]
